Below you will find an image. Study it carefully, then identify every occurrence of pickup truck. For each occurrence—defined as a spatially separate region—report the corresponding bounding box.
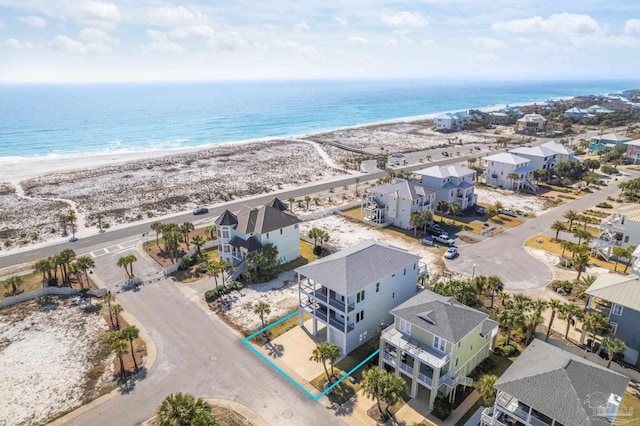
[498,208,517,218]
[433,233,455,246]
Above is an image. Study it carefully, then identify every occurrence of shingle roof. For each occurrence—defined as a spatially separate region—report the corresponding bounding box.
[510,145,557,158]
[269,197,288,211]
[586,273,640,311]
[390,290,496,343]
[295,241,419,295]
[483,152,531,165]
[370,180,435,201]
[414,165,475,179]
[215,210,238,226]
[235,204,300,234]
[495,339,628,426]
[229,235,262,252]
[625,139,640,147]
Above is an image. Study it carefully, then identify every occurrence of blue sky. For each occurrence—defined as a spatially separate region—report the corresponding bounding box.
[1,0,639,82]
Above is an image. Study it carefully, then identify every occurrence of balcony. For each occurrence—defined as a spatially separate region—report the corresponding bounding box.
[497,394,530,424]
[299,280,354,313]
[480,408,509,426]
[601,215,626,232]
[399,361,413,376]
[382,351,396,366]
[589,298,611,317]
[417,372,432,388]
[381,326,451,369]
[311,308,355,332]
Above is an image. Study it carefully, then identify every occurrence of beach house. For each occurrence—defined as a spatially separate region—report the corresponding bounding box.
[589,203,640,260]
[564,107,591,120]
[509,145,559,171]
[589,133,631,153]
[515,113,547,134]
[539,140,578,164]
[435,111,471,131]
[482,152,536,191]
[215,198,301,268]
[296,241,425,355]
[481,339,629,426]
[414,165,478,210]
[379,290,498,409]
[583,272,640,366]
[361,179,436,230]
[624,139,640,164]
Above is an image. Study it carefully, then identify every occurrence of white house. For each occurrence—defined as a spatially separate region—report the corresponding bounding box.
[590,203,640,260]
[539,140,578,163]
[215,198,301,267]
[509,145,559,171]
[435,111,471,131]
[586,104,615,114]
[515,113,547,134]
[482,152,536,191]
[564,107,592,119]
[296,241,426,355]
[361,179,436,229]
[414,165,478,210]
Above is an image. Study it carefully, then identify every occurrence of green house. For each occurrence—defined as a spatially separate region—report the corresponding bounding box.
[589,133,631,152]
[378,290,498,409]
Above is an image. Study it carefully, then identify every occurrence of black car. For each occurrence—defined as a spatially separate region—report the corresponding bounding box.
[442,151,449,157]
[193,207,209,215]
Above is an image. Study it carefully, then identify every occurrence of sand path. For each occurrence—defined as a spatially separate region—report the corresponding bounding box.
[301,139,342,170]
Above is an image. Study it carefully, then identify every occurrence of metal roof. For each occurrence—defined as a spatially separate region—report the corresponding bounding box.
[586,273,640,311]
[483,152,531,165]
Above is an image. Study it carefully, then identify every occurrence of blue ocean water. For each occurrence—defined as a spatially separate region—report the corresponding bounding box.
[0,79,637,160]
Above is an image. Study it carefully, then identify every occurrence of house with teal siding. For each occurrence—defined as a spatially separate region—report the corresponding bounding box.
[378,290,498,409]
[589,133,631,153]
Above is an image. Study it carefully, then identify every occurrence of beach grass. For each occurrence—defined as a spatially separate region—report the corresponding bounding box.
[489,214,523,228]
[524,235,621,271]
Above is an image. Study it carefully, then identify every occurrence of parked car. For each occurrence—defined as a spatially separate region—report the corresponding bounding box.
[474,146,481,151]
[444,247,458,259]
[442,151,449,157]
[391,153,405,158]
[433,233,455,246]
[426,224,442,235]
[475,206,486,216]
[498,208,517,217]
[421,236,434,246]
[193,207,209,215]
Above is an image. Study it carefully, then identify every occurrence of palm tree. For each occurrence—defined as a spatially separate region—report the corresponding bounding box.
[180,222,194,250]
[205,225,217,241]
[67,210,78,240]
[58,248,76,286]
[622,245,637,274]
[497,308,522,345]
[564,209,579,231]
[478,374,498,406]
[493,201,503,215]
[507,172,520,190]
[545,299,562,341]
[253,301,271,330]
[511,294,532,312]
[150,221,163,248]
[574,252,589,280]
[191,235,205,259]
[409,212,422,236]
[437,200,449,223]
[34,258,53,287]
[361,368,406,418]
[611,246,627,272]
[354,178,360,196]
[420,210,433,233]
[558,302,584,340]
[112,339,128,379]
[104,293,115,327]
[156,393,217,426]
[304,195,311,209]
[310,343,337,384]
[308,227,330,249]
[525,299,547,345]
[498,291,510,307]
[287,197,295,211]
[550,220,566,241]
[95,212,105,233]
[111,304,123,330]
[75,256,95,289]
[120,325,140,372]
[3,275,24,296]
[601,337,627,369]
[560,240,573,258]
[449,203,462,224]
[326,343,341,375]
[583,312,610,348]
[573,229,590,245]
[485,276,504,309]
[117,256,131,278]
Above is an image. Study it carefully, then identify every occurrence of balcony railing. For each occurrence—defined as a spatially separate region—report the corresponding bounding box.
[382,351,396,366]
[312,308,355,332]
[417,372,432,388]
[399,362,413,376]
[299,281,354,313]
[381,326,451,369]
[497,394,529,423]
[480,408,507,426]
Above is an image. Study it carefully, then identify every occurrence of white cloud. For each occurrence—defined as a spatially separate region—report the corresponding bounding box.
[144,29,184,54]
[492,13,604,36]
[169,25,215,40]
[382,11,428,28]
[470,36,507,49]
[274,40,320,56]
[349,36,369,45]
[5,38,35,50]
[18,15,46,28]
[53,35,88,55]
[384,37,398,48]
[80,28,115,43]
[146,6,207,27]
[334,16,348,26]
[77,1,120,30]
[293,22,310,32]
[212,32,248,51]
[625,19,640,36]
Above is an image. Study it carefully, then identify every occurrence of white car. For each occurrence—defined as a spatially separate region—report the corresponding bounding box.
[444,247,458,259]
[433,233,455,246]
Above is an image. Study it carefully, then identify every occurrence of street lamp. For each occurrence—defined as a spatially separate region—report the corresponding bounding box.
[472,264,476,280]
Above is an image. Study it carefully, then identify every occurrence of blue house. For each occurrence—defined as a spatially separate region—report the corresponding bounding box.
[589,133,631,153]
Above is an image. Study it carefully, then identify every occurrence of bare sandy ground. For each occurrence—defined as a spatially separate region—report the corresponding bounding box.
[474,186,553,216]
[0,299,113,426]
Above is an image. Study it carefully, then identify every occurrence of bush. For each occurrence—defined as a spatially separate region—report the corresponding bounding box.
[431,398,453,420]
[551,280,574,294]
[313,245,323,256]
[204,289,219,303]
[601,165,618,175]
[498,343,519,357]
[596,202,613,209]
[205,281,243,303]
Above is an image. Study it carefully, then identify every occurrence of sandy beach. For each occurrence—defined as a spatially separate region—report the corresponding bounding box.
[0,111,520,251]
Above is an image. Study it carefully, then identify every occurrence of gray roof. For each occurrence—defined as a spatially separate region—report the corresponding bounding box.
[215,210,238,226]
[370,180,435,202]
[295,240,419,296]
[229,235,262,252]
[269,197,288,211]
[390,290,496,343]
[234,204,300,235]
[495,339,629,426]
[586,273,640,311]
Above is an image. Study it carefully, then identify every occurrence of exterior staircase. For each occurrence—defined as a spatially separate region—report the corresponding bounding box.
[225,259,246,283]
[523,179,538,192]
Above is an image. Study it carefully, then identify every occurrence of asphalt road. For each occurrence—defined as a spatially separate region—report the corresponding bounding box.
[65,241,346,426]
[446,172,635,290]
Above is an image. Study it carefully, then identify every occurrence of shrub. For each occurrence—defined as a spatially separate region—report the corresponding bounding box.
[601,165,618,175]
[596,202,613,209]
[204,289,219,303]
[499,343,519,357]
[431,398,453,420]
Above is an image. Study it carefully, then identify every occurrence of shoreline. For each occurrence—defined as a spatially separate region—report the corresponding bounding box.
[0,96,570,183]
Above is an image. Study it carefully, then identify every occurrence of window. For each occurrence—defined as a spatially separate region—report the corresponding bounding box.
[218,244,222,252]
[612,304,623,316]
[399,319,411,335]
[625,236,629,243]
[217,229,221,238]
[356,311,364,322]
[265,233,269,239]
[610,322,618,335]
[224,246,230,253]
[433,336,446,352]
[280,229,283,235]
[469,344,474,352]
[455,358,459,367]
[222,230,229,238]
[403,268,406,276]
[376,282,380,293]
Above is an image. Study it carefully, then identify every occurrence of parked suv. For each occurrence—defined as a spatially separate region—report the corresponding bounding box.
[498,208,517,217]
[475,206,486,216]
[433,233,455,246]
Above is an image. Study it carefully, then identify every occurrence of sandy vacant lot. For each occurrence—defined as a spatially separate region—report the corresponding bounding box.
[0,299,113,426]
[475,186,552,216]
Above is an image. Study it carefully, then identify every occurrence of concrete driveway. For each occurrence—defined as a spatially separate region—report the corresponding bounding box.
[64,241,346,426]
[446,172,636,291]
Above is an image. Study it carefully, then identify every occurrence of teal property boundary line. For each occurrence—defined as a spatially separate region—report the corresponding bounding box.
[241,309,380,401]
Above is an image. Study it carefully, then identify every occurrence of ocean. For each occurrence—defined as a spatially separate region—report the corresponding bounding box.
[1,79,637,160]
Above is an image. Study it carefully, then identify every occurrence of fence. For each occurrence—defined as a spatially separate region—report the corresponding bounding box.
[0,286,108,310]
